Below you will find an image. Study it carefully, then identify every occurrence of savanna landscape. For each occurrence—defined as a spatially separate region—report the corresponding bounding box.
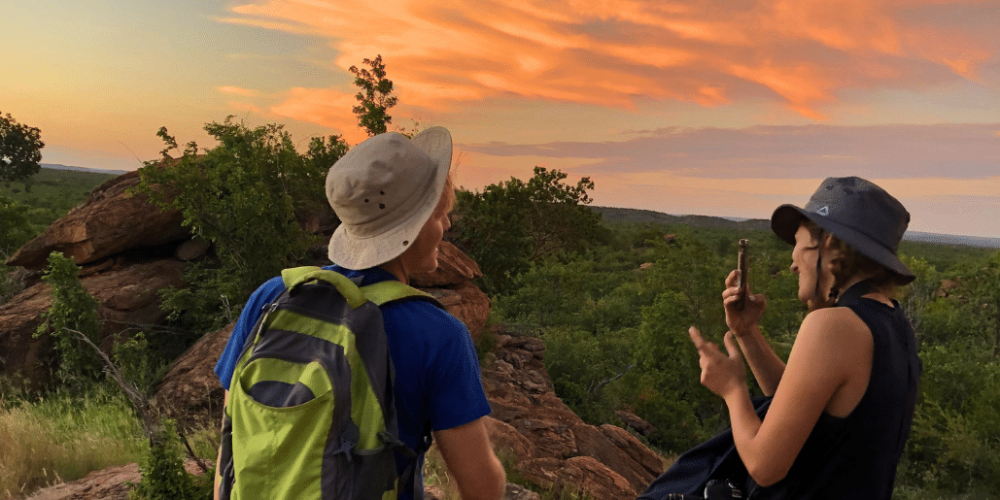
[2,137,999,500]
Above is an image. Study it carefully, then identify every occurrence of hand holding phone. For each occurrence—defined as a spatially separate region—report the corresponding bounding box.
[733,239,749,312]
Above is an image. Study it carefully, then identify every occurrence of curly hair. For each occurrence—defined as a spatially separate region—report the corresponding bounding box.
[802,219,908,300]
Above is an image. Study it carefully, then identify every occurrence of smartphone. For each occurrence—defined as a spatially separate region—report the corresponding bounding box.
[734,239,749,311]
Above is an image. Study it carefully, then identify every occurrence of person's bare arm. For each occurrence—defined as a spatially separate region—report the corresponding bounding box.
[722,270,785,395]
[732,325,786,395]
[693,308,872,486]
[214,390,229,500]
[433,417,506,500]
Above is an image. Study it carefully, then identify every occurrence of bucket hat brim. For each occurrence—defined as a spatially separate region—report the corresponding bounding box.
[328,127,452,270]
[771,204,916,284]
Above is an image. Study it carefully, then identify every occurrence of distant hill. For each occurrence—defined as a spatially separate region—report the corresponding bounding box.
[593,206,1000,249]
[594,206,772,232]
[41,163,128,176]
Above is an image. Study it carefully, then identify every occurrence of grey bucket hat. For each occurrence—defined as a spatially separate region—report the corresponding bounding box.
[326,127,452,270]
[770,176,915,284]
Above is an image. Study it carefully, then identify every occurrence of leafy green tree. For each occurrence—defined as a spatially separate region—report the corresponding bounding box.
[0,195,34,261]
[633,236,733,442]
[135,118,347,332]
[34,251,104,384]
[962,252,1000,357]
[452,166,605,295]
[0,112,44,191]
[349,55,398,136]
[542,325,638,424]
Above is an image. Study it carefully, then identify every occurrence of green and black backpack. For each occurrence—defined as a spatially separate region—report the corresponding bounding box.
[218,266,442,500]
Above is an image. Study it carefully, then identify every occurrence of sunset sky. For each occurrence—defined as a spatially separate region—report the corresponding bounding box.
[2,0,998,237]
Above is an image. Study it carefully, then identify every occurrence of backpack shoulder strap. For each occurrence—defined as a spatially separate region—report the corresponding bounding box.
[280,266,367,309]
[361,280,443,309]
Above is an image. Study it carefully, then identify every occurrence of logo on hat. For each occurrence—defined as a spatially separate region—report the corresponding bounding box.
[816,206,829,216]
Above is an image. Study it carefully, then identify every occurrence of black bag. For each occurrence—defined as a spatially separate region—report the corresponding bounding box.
[637,397,773,500]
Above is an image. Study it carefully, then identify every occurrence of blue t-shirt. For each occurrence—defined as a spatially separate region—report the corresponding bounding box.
[214,265,491,499]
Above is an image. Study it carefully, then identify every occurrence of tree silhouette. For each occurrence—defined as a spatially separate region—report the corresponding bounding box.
[348,55,398,136]
[0,112,44,190]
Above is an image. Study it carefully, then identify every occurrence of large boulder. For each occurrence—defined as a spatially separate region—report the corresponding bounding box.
[0,259,185,387]
[5,171,189,270]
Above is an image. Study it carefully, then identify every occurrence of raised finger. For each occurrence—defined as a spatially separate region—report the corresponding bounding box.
[688,326,707,349]
[725,269,739,288]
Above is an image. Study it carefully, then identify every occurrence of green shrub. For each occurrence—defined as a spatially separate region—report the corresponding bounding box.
[130,420,213,500]
[34,251,103,384]
[134,118,346,333]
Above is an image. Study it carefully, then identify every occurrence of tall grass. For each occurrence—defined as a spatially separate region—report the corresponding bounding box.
[0,384,146,498]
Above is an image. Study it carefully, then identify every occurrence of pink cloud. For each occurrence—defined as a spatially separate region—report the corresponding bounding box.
[219,0,997,125]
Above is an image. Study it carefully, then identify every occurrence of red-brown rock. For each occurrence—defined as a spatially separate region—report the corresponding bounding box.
[418,281,490,341]
[484,416,537,460]
[616,408,658,437]
[572,423,656,491]
[599,424,664,478]
[0,259,185,387]
[516,456,636,500]
[154,323,233,429]
[410,241,483,287]
[6,171,189,270]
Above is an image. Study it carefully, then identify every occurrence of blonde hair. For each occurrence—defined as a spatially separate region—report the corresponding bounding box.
[440,171,455,213]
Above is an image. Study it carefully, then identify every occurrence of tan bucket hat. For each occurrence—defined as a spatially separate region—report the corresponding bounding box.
[326,127,452,270]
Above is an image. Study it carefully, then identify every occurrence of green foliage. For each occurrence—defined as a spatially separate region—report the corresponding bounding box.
[452,166,606,295]
[0,111,44,190]
[542,326,637,424]
[134,118,346,332]
[112,333,163,397]
[0,195,35,304]
[634,245,729,450]
[349,54,398,137]
[130,420,213,500]
[900,342,1000,495]
[0,167,117,231]
[0,195,34,260]
[35,251,103,384]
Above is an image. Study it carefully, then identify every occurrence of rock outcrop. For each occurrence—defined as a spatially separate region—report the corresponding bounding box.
[481,333,663,499]
[411,241,490,342]
[6,171,189,271]
[0,260,185,386]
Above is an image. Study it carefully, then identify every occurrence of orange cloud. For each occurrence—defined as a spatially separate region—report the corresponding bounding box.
[269,87,367,144]
[218,86,261,97]
[219,0,997,124]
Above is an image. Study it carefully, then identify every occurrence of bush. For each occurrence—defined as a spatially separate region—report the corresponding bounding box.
[130,420,213,500]
[35,251,103,384]
[134,118,347,332]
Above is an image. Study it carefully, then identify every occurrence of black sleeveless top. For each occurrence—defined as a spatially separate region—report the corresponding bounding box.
[747,281,922,500]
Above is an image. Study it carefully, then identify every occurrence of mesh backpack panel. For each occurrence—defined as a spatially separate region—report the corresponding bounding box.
[219,267,441,500]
